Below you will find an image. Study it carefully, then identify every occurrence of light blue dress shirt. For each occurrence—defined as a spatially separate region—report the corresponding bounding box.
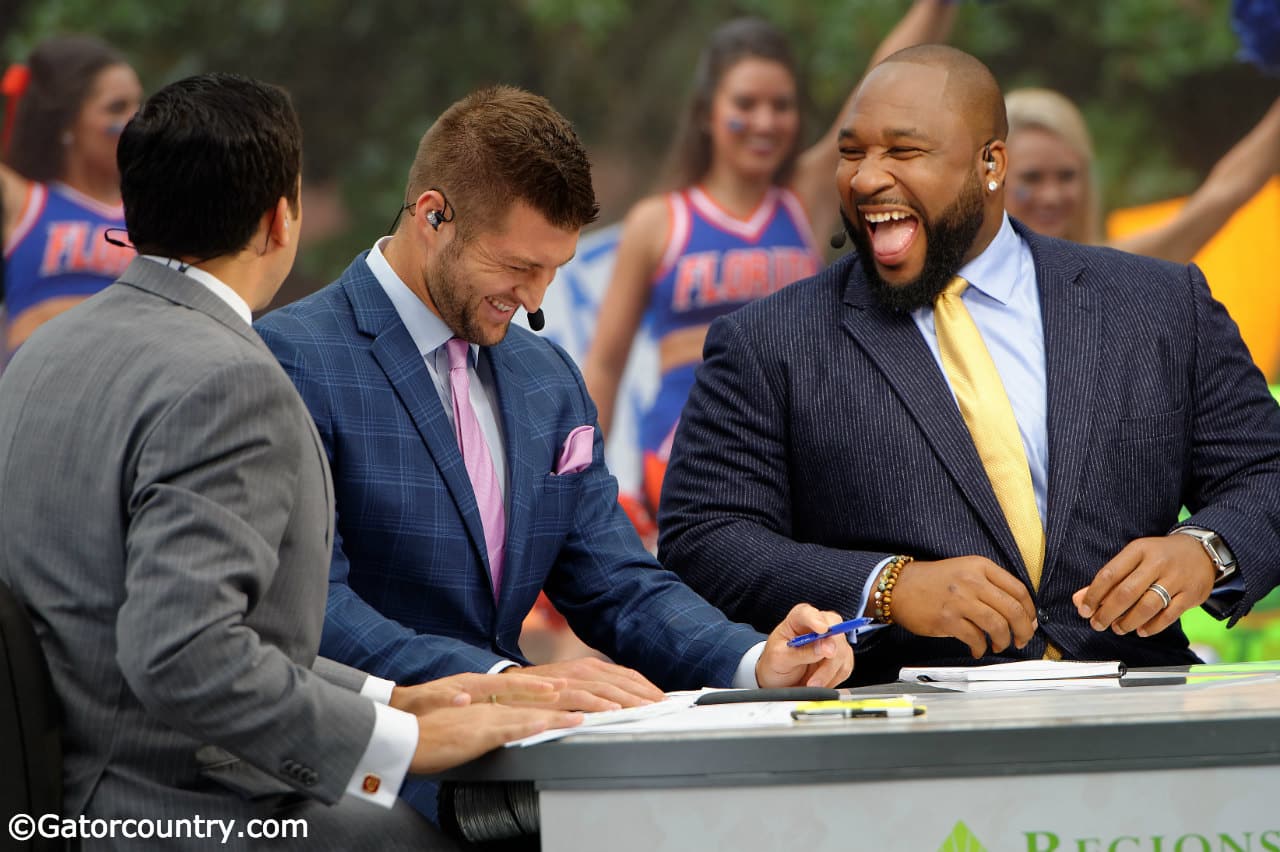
[855,213,1047,618]
[853,213,1238,619]
[364,239,768,683]
[911,212,1049,522]
[366,238,510,509]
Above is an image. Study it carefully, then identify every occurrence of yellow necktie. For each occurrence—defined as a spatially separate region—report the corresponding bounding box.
[934,277,1046,590]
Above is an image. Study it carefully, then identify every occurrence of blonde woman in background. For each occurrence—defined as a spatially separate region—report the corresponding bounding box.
[1004,87,1280,264]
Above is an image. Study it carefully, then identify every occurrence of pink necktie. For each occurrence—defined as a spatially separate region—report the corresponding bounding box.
[445,338,505,598]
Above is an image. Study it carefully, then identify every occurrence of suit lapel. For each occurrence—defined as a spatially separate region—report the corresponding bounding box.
[841,261,1027,575]
[344,263,492,583]
[487,341,534,615]
[1027,230,1097,589]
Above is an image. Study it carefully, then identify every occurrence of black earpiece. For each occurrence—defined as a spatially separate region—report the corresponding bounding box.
[426,211,442,230]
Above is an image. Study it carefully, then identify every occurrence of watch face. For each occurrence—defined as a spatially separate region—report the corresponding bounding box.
[1204,534,1234,566]
[1200,534,1237,581]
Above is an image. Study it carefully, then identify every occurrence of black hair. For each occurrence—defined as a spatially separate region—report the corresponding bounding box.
[117,72,301,259]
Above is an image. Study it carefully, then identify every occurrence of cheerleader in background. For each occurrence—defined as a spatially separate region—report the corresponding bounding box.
[2,36,141,358]
[583,1,958,540]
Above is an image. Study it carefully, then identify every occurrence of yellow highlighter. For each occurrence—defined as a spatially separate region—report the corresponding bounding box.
[791,697,924,721]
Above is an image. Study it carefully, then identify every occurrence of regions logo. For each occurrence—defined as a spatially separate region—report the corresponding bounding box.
[939,821,988,852]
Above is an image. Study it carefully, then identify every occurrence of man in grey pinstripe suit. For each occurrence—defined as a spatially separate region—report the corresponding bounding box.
[0,73,579,850]
[661,46,1280,685]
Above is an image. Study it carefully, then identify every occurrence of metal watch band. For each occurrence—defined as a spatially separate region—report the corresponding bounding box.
[1172,526,1237,583]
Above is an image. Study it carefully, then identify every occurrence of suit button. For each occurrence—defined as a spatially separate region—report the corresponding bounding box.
[281,760,296,772]
[303,771,318,786]
[1037,609,1050,624]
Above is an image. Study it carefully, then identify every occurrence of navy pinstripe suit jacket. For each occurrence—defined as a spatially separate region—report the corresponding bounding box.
[256,253,762,690]
[659,221,1280,686]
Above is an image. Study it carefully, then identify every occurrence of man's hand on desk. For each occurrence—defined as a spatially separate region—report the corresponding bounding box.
[756,604,855,688]
[390,671,566,714]
[888,556,1038,658]
[1073,535,1215,637]
[408,704,584,775]
[514,658,667,712]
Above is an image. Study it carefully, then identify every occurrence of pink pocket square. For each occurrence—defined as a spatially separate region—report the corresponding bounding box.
[554,425,594,475]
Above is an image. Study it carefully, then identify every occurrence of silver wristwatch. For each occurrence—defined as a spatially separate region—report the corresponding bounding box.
[1172,526,1238,584]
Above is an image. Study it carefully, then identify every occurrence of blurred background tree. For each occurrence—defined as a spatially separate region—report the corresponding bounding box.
[4,0,1273,303]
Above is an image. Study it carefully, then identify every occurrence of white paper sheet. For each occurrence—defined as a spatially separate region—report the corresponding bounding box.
[899,659,1124,684]
[506,693,796,747]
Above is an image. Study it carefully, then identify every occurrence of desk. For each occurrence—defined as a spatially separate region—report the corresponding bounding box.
[441,674,1280,851]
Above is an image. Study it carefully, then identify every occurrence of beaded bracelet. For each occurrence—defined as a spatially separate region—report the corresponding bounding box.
[873,555,913,624]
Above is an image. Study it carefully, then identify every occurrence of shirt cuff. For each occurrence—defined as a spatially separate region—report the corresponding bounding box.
[1202,573,1246,619]
[732,641,767,688]
[344,701,417,808]
[845,556,896,647]
[359,675,395,705]
[857,555,895,617]
[488,659,521,675]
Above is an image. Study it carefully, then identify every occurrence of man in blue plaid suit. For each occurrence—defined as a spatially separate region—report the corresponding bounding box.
[256,86,853,821]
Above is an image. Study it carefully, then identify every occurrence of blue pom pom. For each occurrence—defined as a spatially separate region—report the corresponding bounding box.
[1233,0,1280,75]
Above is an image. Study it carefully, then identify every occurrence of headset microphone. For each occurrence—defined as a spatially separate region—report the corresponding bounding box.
[831,210,859,250]
[527,308,545,332]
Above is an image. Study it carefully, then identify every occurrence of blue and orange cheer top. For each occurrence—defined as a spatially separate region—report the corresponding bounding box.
[4,181,133,355]
[639,185,821,512]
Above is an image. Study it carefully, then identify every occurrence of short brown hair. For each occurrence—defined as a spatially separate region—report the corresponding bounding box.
[404,85,599,239]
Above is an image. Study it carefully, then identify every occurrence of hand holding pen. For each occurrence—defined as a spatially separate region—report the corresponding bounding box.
[756,604,856,688]
[788,616,877,648]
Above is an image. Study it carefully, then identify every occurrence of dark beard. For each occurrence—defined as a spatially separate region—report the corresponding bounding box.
[425,235,509,346]
[847,174,986,314]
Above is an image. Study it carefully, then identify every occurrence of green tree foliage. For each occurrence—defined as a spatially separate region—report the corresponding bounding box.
[6,0,1273,291]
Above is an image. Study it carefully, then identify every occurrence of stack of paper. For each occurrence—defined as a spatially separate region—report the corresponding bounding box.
[898,660,1125,693]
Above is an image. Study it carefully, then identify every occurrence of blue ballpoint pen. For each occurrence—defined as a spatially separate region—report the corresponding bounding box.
[787,616,875,648]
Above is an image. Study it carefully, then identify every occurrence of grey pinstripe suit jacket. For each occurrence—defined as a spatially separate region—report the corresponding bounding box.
[660,221,1280,686]
[0,259,378,832]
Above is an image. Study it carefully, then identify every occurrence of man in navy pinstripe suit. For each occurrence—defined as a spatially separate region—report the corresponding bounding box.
[257,86,853,820]
[659,46,1280,686]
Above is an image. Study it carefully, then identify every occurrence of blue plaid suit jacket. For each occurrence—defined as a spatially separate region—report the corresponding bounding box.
[659,221,1280,686]
[256,253,762,690]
